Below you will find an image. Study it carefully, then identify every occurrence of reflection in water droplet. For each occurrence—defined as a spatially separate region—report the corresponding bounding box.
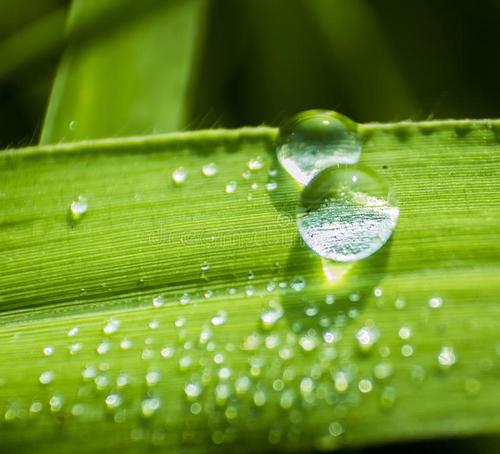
[39,371,55,385]
[69,196,88,221]
[437,346,456,369]
[225,181,237,194]
[152,295,165,308]
[355,326,379,352]
[277,110,361,185]
[141,397,160,417]
[248,156,264,171]
[202,162,218,177]
[297,165,399,262]
[172,167,187,185]
[428,296,443,309]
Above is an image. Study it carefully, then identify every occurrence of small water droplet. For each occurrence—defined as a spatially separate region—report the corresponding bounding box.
[146,370,161,386]
[260,305,283,330]
[394,297,406,309]
[172,167,187,185]
[202,162,218,177]
[355,326,379,352]
[297,165,399,262]
[248,156,264,171]
[97,341,110,355]
[380,386,397,409]
[69,195,88,221]
[43,346,55,356]
[266,181,278,192]
[69,120,78,131]
[39,370,55,385]
[277,110,361,185]
[68,342,82,354]
[179,293,190,305]
[328,421,344,437]
[358,378,373,393]
[184,381,203,400]
[401,344,414,357]
[103,319,120,335]
[105,393,122,409]
[149,320,160,330]
[211,310,227,326]
[201,261,210,272]
[67,326,79,337]
[437,346,456,369]
[141,397,160,417]
[374,361,393,380]
[398,326,412,340]
[152,295,165,308]
[428,296,443,309]
[290,277,306,292]
[120,338,132,350]
[225,181,237,193]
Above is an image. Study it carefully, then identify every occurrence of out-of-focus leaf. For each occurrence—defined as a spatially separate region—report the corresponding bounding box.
[41,0,206,144]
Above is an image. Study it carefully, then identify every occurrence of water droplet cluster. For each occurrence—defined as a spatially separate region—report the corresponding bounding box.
[277,110,399,263]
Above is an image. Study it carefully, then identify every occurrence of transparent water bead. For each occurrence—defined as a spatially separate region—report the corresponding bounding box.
[297,165,399,262]
[276,110,361,186]
[69,195,88,221]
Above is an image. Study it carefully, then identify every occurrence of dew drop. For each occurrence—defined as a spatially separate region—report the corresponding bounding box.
[358,378,373,393]
[184,381,203,400]
[401,344,414,357]
[437,346,456,369]
[355,326,379,352]
[266,181,278,192]
[428,296,443,309]
[260,305,283,330]
[398,326,412,340]
[290,277,306,292]
[380,386,397,409]
[211,310,227,327]
[105,393,122,409]
[103,319,120,335]
[225,181,237,193]
[172,167,187,185]
[43,346,55,356]
[202,162,218,177]
[277,110,361,185]
[69,195,88,221]
[179,293,190,305]
[201,261,210,272]
[120,338,132,350]
[297,165,399,262]
[39,370,54,385]
[248,156,264,171]
[152,295,165,308]
[328,421,344,437]
[141,397,160,417]
[67,326,79,337]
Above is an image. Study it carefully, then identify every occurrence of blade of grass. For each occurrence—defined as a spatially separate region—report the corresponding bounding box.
[40,0,207,144]
[1,120,500,451]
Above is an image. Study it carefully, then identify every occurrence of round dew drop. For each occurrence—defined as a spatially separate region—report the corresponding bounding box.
[276,110,361,186]
[297,165,399,262]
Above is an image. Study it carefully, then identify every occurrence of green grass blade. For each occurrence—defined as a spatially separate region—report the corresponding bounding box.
[40,0,206,144]
[1,120,500,451]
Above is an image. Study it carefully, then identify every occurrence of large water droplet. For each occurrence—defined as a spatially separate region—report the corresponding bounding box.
[277,110,361,185]
[297,165,399,262]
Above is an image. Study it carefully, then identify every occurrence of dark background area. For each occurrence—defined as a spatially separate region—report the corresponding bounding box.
[2,0,500,148]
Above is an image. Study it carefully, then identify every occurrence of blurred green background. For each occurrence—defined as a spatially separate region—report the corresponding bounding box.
[2,0,500,148]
